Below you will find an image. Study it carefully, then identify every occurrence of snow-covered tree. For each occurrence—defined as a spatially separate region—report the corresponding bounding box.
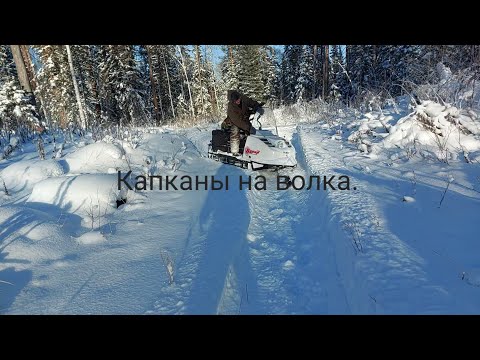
[296,45,315,102]
[236,45,264,100]
[174,45,195,118]
[220,45,240,93]
[192,45,213,117]
[98,45,148,127]
[260,45,278,102]
[0,80,39,130]
[204,46,221,116]
[66,45,87,129]
[175,93,190,119]
[0,46,16,85]
[144,45,164,125]
[71,45,103,126]
[33,45,78,127]
[144,45,182,123]
[280,45,302,104]
[329,45,347,102]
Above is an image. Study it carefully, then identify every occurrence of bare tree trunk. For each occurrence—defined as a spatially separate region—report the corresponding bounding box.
[147,46,161,126]
[322,45,329,100]
[212,80,220,115]
[162,49,176,119]
[157,75,165,123]
[208,46,221,115]
[176,46,195,118]
[66,45,87,129]
[10,45,32,93]
[228,45,234,65]
[19,45,36,90]
[195,45,204,113]
[84,47,102,122]
[313,45,318,98]
[19,45,48,120]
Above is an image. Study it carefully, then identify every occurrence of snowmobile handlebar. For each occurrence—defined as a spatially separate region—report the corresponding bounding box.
[251,109,263,130]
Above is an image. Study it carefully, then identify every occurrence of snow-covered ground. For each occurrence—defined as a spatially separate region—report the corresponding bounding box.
[1,99,479,314]
[297,99,480,313]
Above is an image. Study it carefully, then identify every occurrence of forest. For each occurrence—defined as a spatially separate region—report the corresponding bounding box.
[1,45,479,135]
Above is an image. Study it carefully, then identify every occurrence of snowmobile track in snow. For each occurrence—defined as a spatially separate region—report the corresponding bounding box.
[181,127,350,314]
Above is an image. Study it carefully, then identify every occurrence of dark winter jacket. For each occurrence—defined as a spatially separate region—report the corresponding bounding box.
[224,90,261,132]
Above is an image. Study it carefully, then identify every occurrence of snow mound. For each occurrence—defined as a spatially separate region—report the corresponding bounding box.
[0,159,64,193]
[27,174,129,216]
[76,231,106,245]
[125,133,202,173]
[383,101,480,153]
[64,142,128,174]
[346,101,480,158]
[0,205,74,262]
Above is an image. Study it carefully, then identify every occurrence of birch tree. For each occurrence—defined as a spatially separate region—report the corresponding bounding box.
[66,45,87,129]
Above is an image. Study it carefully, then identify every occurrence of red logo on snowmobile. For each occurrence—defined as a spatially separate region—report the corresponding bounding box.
[245,147,260,155]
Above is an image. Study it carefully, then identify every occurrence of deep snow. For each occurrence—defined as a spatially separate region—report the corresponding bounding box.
[1,100,480,314]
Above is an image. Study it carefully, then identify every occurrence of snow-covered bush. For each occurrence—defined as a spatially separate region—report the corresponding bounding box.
[346,98,480,161]
[0,135,20,160]
[1,159,64,193]
[64,141,128,174]
[383,101,480,161]
[27,174,129,221]
[415,63,480,110]
[260,97,351,128]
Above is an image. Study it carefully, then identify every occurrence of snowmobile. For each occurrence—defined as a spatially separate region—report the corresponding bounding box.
[208,109,297,170]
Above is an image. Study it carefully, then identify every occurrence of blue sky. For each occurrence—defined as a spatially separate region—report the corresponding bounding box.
[210,45,284,65]
[209,45,344,65]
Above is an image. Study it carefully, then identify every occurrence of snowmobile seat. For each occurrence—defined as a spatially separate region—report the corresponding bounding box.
[212,129,229,152]
[211,128,248,154]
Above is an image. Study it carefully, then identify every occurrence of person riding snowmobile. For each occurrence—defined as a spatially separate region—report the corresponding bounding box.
[221,90,264,156]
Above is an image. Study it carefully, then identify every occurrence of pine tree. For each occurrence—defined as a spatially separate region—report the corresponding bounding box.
[175,93,190,119]
[259,45,278,102]
[33,45,78,127]
[71,45,102,125]
[174,45,195,118]
[192,45,212,117]
[0,80,39,130]
[144,45,181,123]
[204,46,221,116]
[163,45,180,120]
[0,46,16,84]
[98,45,148,127]
[345,45,371,101]
[329,45,347,102]
[145,45,164,125]
[313,45,325,99]
[296,45,315,102]
[236,45,264,100]
[220,45,240,93]
[280,45,302,104]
